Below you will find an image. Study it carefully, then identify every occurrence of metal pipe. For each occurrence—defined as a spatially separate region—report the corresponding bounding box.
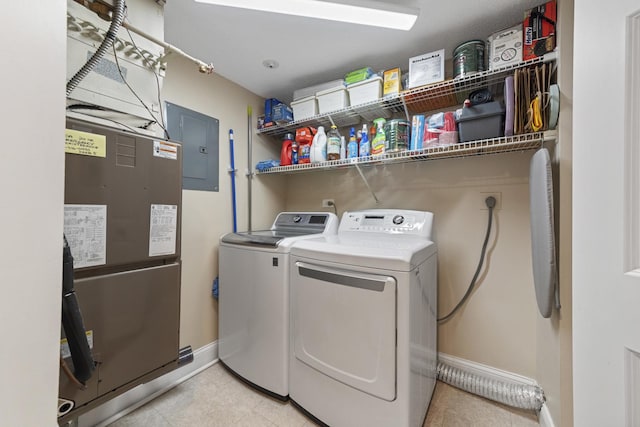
[246,106,253,232]
[229,129,238,233]
[121,21,214,74]
[437,361,545,412]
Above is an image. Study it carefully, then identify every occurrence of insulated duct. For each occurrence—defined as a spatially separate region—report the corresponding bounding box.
[437,361,545,412]
[66,0,126,96]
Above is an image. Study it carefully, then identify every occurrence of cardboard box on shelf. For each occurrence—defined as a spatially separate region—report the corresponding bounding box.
[408,49,445,89]
[523,0,556,61]
[488,25,523,70]
[383,68,402,96]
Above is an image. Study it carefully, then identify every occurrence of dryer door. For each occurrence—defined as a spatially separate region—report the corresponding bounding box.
[292,260,396,401]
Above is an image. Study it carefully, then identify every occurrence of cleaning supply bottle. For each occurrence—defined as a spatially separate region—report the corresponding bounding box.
[290,133,299,165]
[310,126,327,163]
[339,136,346,159]
[359,124,370,157]
[326,125,341,160]
[371,118,387,155]
[347,127,358,158]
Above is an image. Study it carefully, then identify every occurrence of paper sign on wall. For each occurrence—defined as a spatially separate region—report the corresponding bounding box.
[149,204,178,256]
[64,205,107,268]
[65,129,106,158]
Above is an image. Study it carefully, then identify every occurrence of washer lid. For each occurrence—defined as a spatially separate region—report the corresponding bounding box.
[221,230,294,247]
[291,234,437,271]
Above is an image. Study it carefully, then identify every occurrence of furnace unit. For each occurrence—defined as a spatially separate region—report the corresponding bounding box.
[59,118,182,424]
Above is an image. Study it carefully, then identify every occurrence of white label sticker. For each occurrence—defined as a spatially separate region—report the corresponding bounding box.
[64,205,107,268]
[61,330,93,359]
[149,204,178,256]
[153,140,178,160]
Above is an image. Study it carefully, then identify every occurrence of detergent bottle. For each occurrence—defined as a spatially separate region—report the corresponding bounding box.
[347,127,358,158]
[310,126,327,163]
[371,118,387,155]
[359,124,370,157]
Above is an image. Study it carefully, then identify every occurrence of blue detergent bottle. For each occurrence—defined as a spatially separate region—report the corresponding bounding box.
[359,124,370,157]
[347,127,358,158]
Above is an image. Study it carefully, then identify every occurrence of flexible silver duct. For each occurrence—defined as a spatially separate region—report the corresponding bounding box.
[437,361,545,412]
[66,0,126,96]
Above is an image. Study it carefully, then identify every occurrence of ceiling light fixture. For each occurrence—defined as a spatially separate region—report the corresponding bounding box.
[194,0,419,31]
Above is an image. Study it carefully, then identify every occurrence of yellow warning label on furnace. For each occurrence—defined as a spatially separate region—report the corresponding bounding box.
[65,129,106,158]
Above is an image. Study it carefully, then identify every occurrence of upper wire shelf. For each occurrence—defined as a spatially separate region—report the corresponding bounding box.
[257,52,557,138]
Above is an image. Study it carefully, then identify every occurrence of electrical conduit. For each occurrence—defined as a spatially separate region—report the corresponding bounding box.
[66,0,126,97]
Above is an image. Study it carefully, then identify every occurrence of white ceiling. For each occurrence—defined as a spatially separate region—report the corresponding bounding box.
[164,0,544,104]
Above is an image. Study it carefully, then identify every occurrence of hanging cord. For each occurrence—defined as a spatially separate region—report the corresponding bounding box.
[438,196,495,323]
[60,356,86,390]
[111,42,171,139]
[326,200,338,216]
[123,23,169,139]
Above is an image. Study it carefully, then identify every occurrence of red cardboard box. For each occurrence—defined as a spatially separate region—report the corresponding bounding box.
[523,0,556,61]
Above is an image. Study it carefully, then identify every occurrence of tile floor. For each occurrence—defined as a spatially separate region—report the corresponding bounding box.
[109,362,539,427]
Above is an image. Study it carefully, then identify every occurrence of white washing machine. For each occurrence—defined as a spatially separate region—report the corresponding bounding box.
[218,212,338,399]
[289,209,437,426]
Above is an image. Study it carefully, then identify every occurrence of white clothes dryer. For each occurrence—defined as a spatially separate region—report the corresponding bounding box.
[289,209,437,426]
[219,212,338,399]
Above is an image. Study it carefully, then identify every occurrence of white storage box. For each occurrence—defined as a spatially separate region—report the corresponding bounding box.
[291,96,318,121]
[316,86,349,114]
[347,76,383,106]
[293,79,345,101]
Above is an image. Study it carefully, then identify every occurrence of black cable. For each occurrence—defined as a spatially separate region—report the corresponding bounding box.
[66,104,139,133]
[123,24,169,139]
[111,43,170,138]
[438,197,495,323]
[327,200,338,216]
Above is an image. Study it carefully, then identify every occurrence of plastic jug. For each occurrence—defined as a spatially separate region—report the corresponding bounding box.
[280,133,294,166]
[310,126,327,163]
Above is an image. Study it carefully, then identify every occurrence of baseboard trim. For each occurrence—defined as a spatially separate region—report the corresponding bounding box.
[78,341,219,427]
[539,403,556,427]
[438,352,538,387]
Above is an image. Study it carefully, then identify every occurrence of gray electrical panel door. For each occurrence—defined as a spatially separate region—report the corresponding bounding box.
[166,102,219,191]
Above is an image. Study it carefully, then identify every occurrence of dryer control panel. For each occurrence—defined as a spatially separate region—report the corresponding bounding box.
[339,209,433,239]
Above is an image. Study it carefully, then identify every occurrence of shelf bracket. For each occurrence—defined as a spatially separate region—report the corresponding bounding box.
[401,96,410,122]
[327,114,336,127]
[354,163,379,204]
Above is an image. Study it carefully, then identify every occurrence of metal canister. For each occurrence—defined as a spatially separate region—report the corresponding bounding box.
[384,119,410,152]
[453,40,486,79]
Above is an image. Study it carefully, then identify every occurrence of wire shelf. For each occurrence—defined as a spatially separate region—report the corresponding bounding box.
[257,52,557,138]
[256,132,553,175]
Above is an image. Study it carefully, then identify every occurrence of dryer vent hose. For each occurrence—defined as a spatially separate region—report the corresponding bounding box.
[437,361,545,412]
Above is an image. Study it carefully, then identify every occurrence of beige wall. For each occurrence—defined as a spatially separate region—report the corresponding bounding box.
[284,152,539,378]
[162,4,575,423]
[162,56,286,350]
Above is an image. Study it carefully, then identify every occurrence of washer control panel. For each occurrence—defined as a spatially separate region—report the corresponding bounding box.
[339,209,433,239]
